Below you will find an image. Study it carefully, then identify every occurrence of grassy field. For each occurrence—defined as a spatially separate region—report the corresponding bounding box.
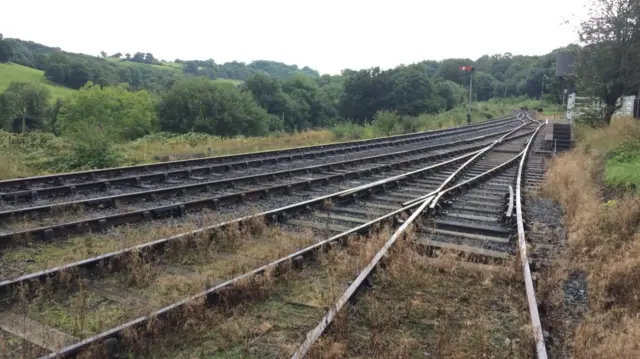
[541,116,640,358]
[103,57,243,85]
[0,63,76,99]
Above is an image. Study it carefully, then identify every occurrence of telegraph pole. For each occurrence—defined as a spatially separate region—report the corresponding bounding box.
[540,74,547,110]
[459,65,475,124]
[503,83,507,111]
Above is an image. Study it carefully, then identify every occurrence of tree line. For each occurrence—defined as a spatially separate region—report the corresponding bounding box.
[0,34,572,102]
[0,57,559,142]
[1,38,321,93]
[0,32,582,145]
[2,0,638,129]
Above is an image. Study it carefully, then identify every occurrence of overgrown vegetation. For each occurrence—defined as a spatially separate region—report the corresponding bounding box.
[308,243,532,359]
[573,0,640,125]
[331,97,545,140]
[541,117,640,358]
[0,30,574,175]
[0,99,535,179]
[604,141,640,191]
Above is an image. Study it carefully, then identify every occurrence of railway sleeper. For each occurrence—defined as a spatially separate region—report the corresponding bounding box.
[1,122,529,356]
[413,239,509,264]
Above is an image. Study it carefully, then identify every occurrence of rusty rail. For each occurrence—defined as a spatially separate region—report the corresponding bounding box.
[517,116,548,359]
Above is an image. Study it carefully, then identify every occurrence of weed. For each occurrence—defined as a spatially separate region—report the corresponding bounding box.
[307,237,533,359]
[540,117,640,358]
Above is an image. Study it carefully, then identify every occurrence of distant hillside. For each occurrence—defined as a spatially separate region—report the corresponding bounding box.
[3,38,319,95]
[0,62,75,99]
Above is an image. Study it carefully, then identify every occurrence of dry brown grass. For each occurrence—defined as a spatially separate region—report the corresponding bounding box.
[2,221,391,358]
[540,118,640,358]
[99,227,392,358]
[573,117,640,156]
[1,209,256,280]
[121,129,336,163]
[4,217,538,359]
[306,239,533,359]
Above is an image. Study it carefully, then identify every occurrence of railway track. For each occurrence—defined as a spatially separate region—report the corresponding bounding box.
[0,116,519,203]
[0,121,528,244]
[0,114,550,359]
[292,115,548,359]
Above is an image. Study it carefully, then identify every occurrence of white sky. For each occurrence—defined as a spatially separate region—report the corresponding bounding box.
[2,0,590,75]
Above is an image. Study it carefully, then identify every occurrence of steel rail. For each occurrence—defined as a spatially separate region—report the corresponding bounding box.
[425,149,523,211]
[0,116,520,193]
[29,146,505,359]
[0,150,483,298]
[0,130,537,244]
[1,119,522,203]
[505,185,515,220]
[27,124,536,359]
[5,125,536,298]
[401,121,537,207]
[516,117,548,359]
[290,196,434,359]
[35,197,429,359]
[0,126,519,221]
[0,143,489,244]
[290,127,540,359]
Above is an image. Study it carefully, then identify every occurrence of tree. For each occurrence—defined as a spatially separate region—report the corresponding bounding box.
[282,75,336,130]
[0,82,51,132]
[48,98,65,135]
[340,67,394,123]
[66,62,93,89]
[244,74,294,127]
[436,80,466,110]
[184,61,199,75]
[158,77,272,137]
[144,53,157,64]
[131,52,145,63]
[388,65,441,116]
[0,33,12,63]
[110,52,122,58]
[57,82,157,143]
[575,0,640,125]
[473,72,499,101]
[99,51,107,58]
[436,59,475,85]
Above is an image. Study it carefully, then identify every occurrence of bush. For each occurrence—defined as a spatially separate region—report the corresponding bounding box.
[49,142,124,171]
[331,122,369,140]
[58,83,158,143]
[372,111,400,136]
[576,107,607,128]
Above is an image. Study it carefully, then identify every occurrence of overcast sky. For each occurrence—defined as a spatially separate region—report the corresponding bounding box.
[2,0,590,75]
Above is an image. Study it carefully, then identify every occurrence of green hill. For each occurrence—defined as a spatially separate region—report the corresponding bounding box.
[0,63,75,99]
[0,61,242,99]
[4,37,317,95]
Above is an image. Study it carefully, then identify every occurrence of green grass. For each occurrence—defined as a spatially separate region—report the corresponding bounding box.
[102,58,242,85]
[0,63,76,99]
[605,141,640,191]
[160,61,183,68]
[212,78,243,86]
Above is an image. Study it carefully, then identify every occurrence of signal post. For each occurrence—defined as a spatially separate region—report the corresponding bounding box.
[459,65,475,124]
